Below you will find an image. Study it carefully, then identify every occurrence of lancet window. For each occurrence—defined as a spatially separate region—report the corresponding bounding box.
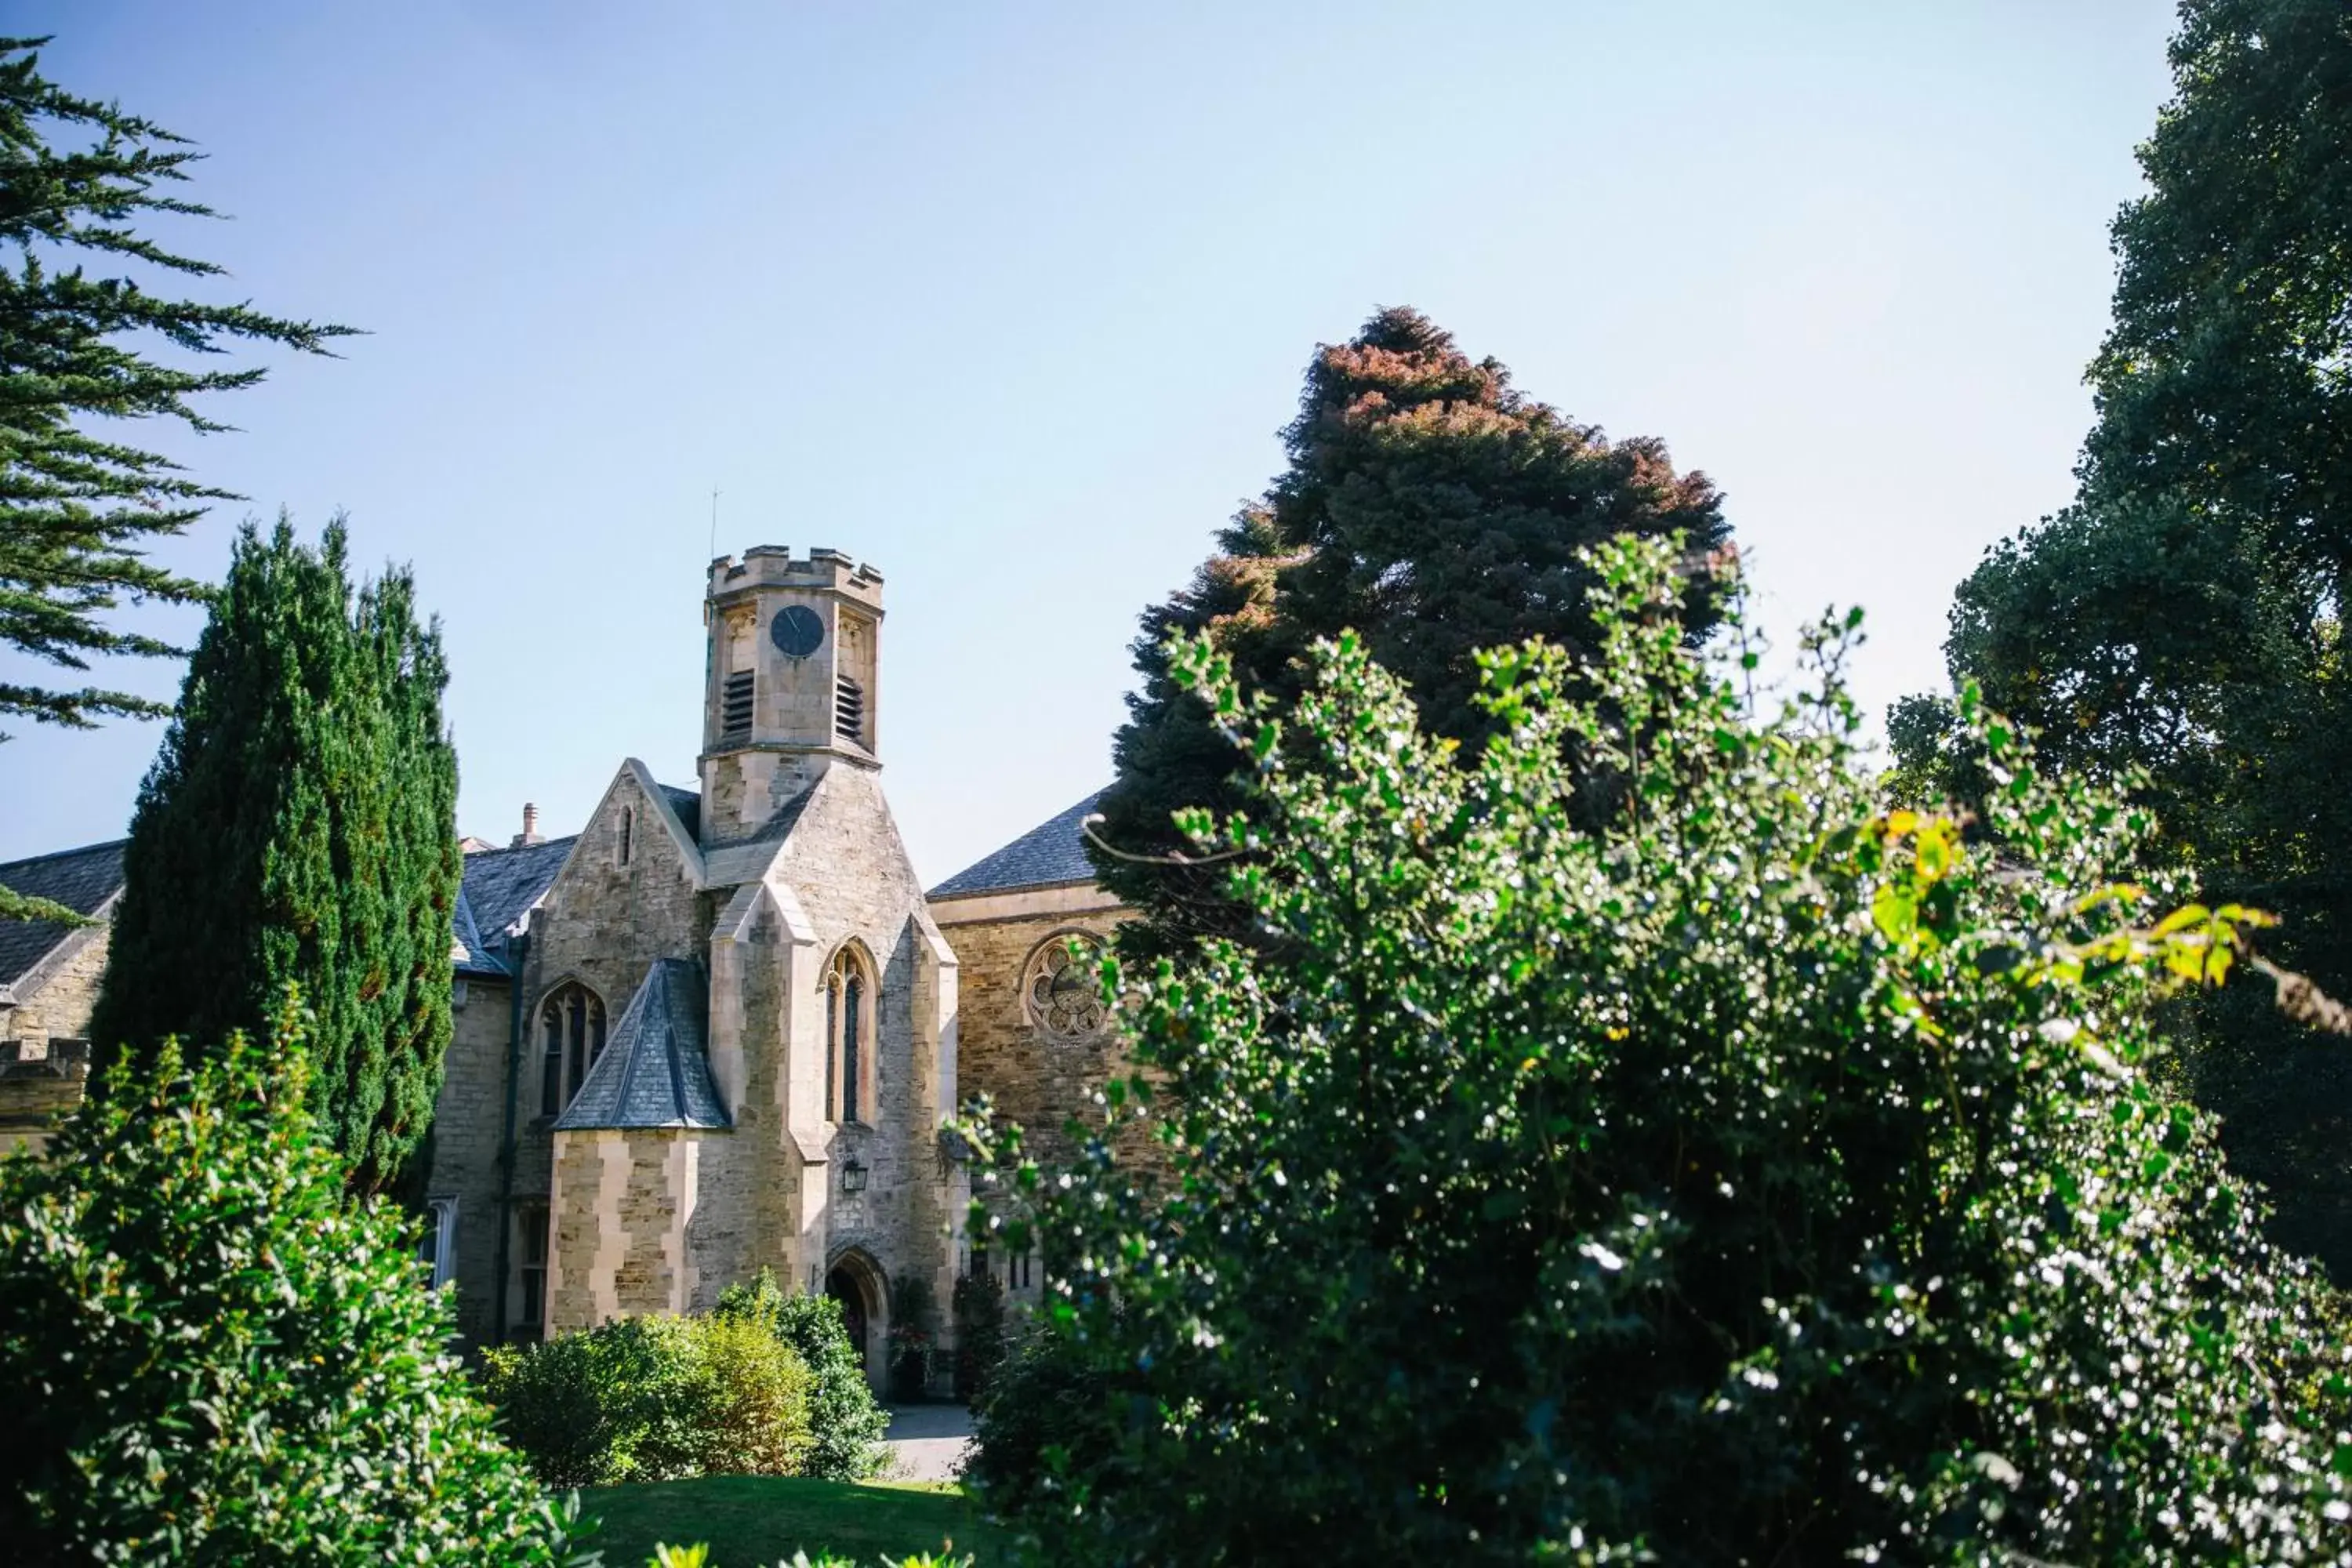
[539,982,607,1116]
[826,944,877,1124]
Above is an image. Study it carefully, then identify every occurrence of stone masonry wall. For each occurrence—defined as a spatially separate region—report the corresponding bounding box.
[523,770,714,1333]
[0,922,110,1156]
[764,762,961,1343]
[549,1127,703,1329]
[419,973,517,1348]
[689,881,787,1306]
[933,888,1154,1308]
[0,1038,91,1159]
[3,922,108,1047]
[937,898,1135,1171]
[524,771,707,1113]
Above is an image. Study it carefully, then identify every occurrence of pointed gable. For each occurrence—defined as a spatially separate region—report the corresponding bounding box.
[553,958,728,1131]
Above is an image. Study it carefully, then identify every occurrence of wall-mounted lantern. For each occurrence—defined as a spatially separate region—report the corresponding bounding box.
[840,1156,868,1195]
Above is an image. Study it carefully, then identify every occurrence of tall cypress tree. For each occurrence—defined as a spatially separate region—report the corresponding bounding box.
[1093,307,1730,956]
[90,517,458,1194]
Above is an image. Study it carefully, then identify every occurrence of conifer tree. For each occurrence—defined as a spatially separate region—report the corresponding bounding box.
[1092,307,1730,955]
[0,35,354,922]
[90,517,458,1194]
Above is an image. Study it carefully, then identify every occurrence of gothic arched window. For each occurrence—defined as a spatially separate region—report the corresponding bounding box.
[826,945,877,1124]
[539,982,607,1116]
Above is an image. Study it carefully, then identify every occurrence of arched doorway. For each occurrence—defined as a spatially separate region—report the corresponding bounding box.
[825,1250,886,1393]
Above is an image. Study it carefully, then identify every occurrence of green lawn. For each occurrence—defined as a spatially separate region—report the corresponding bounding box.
[577,1475,1002,1567]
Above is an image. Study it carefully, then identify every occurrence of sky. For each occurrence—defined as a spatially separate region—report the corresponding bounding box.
[2,1,2181,886]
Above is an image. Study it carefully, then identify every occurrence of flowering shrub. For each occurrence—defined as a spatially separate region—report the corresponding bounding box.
[963,536,2352,1564]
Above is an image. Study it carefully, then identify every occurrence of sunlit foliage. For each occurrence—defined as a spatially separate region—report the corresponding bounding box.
[968,537,2352,1563]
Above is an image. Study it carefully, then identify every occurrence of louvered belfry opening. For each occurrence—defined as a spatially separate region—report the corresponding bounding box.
[721,670,754,737]
[834,674,864,745]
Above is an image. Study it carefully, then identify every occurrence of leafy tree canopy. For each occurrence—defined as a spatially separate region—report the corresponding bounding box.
[1892,0,2352,1274]
[2085,0,2352,575]
[89,516,459,1195]
[0,34,353,921]
[967,537,2352,1564]
[1091,306,1729,956]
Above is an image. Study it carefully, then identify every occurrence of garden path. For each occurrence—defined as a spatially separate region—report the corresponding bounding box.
[883,1403,973,1483]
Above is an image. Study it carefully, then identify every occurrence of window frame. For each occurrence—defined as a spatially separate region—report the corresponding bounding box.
[1021,928,1111,1039]
[824,943,878,1125]
[536,982,608,1119]
[418,1196,458,1290]
[514,1200,550,1337]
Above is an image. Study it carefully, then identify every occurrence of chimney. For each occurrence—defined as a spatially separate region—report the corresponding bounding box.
[511,803,543,848]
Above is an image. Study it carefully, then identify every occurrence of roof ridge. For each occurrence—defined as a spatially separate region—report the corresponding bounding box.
[463,832,580,858]
[0,837,129,874]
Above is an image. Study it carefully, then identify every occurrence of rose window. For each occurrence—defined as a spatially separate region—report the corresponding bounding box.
[1024,934,1107,1039]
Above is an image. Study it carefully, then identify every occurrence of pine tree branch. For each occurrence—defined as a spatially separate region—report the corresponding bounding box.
[0,35,359,742]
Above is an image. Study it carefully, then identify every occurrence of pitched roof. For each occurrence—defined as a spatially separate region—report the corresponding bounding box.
[928,790,1107,899]
[0,839,127,992]
[450,884,495,975]
[658,783,701,844]
[553,958,728,1131]
[454,836,575,976]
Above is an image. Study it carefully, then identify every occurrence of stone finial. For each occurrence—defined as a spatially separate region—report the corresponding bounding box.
[513,803,545,848]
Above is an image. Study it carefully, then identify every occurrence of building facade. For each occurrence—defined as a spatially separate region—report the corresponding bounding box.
[418,545,1133,1385]
[2,543,1138,1391]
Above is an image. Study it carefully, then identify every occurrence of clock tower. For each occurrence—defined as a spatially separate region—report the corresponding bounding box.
[699,546,884,844]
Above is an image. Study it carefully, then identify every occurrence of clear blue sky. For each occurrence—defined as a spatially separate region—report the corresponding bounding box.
[2,1,2179,884]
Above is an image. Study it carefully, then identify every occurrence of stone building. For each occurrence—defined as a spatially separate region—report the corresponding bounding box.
[0,840,122,1157]
[2,544,1142,1389]
[926,793,1140,1305]
[419,546,971,1391]
[414,543,1146,1388]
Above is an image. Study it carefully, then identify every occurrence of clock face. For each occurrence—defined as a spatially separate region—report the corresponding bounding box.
[769,604,825,659]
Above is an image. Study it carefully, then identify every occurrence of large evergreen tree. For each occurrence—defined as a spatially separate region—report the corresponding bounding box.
[90,517,458,1195]
[1893,0,2352,1274]
[0,35,353,922]
[1093,307,1729,956]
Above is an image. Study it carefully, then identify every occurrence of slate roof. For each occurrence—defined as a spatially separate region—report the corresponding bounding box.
[5,796,668,989]
[454,836,575,976]
[658,784,700,844]
[450,884,495,975]
[928,790,1108,898]
[0,839,127,992]
[553,958,728,1131]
